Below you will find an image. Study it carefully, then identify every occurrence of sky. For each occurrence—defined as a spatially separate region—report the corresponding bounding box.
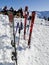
[0,0,49,11]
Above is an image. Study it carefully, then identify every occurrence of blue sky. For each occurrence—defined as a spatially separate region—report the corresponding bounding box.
[0,0,49,11]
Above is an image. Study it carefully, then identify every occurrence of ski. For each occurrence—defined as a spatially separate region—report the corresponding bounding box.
[8,12,17,65]
[24,6,29,40]
[28,11,36,48]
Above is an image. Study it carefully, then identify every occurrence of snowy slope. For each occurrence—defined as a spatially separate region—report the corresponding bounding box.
[36,11,49,19]
[0,14,49,65]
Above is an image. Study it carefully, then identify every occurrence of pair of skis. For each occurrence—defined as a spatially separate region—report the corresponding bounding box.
[24,11,35,48]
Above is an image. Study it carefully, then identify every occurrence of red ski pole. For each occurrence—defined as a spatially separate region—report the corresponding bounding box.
[28,11,36,48]
[24,14,27,40]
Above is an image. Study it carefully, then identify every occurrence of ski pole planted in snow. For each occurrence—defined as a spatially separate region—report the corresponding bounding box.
[24,6,29,40]
[28,11,36,48]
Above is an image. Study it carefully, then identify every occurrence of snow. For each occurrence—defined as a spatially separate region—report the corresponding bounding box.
[0,14,49,65]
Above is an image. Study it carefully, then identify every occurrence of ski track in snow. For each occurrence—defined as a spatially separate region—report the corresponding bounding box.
[0,14,49,65]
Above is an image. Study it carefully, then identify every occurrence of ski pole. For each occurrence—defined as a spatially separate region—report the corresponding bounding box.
[28,11,36,48]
